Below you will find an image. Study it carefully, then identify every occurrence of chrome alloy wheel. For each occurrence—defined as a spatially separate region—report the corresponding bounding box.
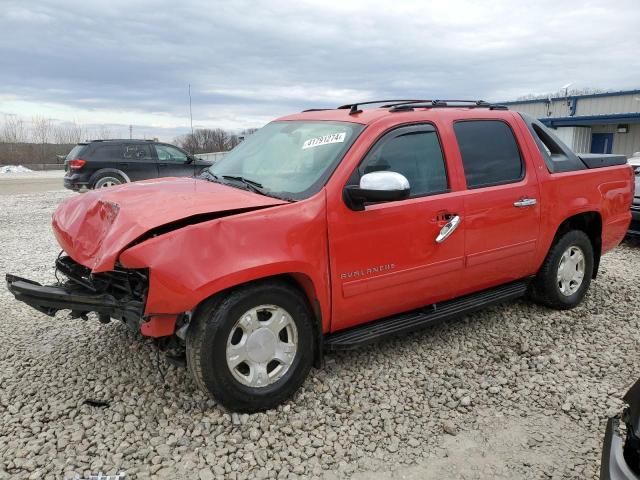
[557,245,585,296]
[226,305,298,388]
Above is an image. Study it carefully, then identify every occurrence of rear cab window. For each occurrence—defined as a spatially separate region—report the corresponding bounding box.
[124,144,153,160]
[520,114,586,173]
[453,120,524,188]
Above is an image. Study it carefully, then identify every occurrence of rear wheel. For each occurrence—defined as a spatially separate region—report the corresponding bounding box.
[186,281,315,412]
[93,173,125,188]
[531,230,594,310]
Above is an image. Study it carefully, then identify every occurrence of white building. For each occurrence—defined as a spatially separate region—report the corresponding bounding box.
[501,89,640,157]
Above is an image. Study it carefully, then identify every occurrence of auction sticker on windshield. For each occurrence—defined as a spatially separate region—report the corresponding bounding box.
[302,132,346,149]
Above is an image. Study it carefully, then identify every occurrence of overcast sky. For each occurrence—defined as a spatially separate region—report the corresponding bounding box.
[1,0,639,141]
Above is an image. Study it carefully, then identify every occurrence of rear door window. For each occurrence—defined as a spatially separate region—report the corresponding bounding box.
[454,120,524,188]
[123,144,153,161]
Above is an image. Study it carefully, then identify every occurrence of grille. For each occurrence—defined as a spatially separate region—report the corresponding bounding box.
[55,255,148,302]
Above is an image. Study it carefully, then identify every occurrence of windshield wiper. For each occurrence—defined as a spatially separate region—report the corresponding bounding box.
[199,170,220,182]
[222,175,263,189]
[200,171,293,201]
[220,175,268,195]
[200,171,255,190]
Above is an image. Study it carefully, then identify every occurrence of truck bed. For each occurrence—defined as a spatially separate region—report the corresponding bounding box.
[578,154,628,169]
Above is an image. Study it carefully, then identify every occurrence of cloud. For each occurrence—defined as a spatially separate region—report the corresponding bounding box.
[1,0,639,140]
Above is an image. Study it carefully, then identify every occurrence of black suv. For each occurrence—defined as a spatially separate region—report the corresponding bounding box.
[63,139,213,191]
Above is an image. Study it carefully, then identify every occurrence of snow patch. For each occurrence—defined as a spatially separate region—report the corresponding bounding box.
[0,165,34,174]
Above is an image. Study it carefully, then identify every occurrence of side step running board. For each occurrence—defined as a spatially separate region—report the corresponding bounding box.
[325,280,529,350]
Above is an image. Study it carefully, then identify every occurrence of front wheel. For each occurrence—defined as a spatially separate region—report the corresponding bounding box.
[186,281,315,412]
[530,230,594,310]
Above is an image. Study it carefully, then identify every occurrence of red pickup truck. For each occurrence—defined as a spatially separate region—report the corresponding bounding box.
[7,99,635,412]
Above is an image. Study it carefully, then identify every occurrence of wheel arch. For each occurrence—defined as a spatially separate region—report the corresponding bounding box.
[190,272,325,367]
[552,211,602,278]
[89,168,131,187]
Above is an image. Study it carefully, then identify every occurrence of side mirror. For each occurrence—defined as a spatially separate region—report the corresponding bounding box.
[344,171,410,211]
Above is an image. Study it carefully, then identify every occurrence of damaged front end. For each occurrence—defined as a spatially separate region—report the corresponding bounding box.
[6,255,147,331]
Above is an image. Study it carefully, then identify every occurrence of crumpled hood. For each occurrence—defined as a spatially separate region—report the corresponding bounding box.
[52,177,286,272]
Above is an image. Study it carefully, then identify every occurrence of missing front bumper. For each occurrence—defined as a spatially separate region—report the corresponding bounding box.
[6,274,142,321]
[6,256,147,327]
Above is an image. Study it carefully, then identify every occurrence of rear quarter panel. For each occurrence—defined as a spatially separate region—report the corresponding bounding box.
[513,117,633,262]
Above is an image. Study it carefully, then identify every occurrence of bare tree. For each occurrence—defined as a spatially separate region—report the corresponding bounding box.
[0,115,27,143]
[97,125,112,140]
[53,122,84,144]
[52,125,66,144]
[241,127,259,136]
[174,133,199,153]
[228,134,240,149]
[231,127,259,148]
[208,128,229,152]
[31,116,54,162]
[31,116,52,145]
[175,128,237,153]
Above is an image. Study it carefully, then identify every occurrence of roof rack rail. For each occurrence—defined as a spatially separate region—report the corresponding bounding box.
[88,138,157,143]
[384,100,509,112]
[384,99,489,107]
[337,100,430,115]
[334,99,508,114]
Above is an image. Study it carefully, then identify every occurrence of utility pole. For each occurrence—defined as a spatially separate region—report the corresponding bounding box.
[188,84,194,137]
[129,125,132,139]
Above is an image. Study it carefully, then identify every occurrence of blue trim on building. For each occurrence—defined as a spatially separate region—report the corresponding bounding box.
[540,112,640,127]
[499,88,640,105]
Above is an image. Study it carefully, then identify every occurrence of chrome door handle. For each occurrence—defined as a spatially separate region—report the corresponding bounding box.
[435,215,461,244]
[513,198,537,208]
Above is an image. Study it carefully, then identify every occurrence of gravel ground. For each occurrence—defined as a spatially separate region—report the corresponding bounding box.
[1,189,639,480]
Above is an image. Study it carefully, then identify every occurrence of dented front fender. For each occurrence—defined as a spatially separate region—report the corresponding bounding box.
[119,193,331,332]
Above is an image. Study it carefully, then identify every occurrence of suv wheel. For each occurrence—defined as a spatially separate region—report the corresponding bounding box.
[531,230,594,310]
[94,173,125,188]
[186,281,315,412]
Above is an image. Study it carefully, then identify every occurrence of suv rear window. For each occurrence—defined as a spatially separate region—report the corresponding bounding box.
[454,120,523,188]
[66,144,87,160]
[92,144,123,161]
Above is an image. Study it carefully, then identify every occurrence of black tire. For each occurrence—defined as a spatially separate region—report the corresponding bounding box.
[530,230,594,310]
[93,172,126,189]
[186,280,315,412]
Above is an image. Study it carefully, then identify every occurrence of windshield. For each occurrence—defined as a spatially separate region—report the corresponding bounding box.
[208,121,364,199]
